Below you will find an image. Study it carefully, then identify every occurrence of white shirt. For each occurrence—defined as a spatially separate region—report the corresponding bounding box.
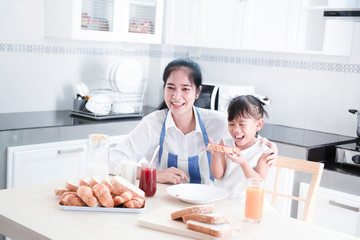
[214,137,269,200]
[109,106,229,174]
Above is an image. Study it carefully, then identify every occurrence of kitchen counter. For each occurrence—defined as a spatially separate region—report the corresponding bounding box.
[0,108,156,190]
[259,123,355,148]
[0,109,357,190]
[0,181,358,240]
[0,108,157,132]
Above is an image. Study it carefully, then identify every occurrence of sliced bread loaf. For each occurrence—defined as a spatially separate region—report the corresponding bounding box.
[186,220,234,239]
[111,176,145,199]
[171,205,215,220]
[182,212,229,224]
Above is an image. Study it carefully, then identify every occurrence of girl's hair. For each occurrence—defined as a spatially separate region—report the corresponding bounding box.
[157,58,202,110]
[227,95,269,121]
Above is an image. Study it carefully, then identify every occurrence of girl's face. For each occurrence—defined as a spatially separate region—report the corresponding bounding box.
[164,69,200,117]
[228,115,264,150]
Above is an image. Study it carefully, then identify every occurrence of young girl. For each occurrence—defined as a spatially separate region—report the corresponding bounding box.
[209,95,272,200]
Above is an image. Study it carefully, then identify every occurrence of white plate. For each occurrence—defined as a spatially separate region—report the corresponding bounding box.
[114,59,142,93]
[107,58,123,91]
[167,184,228,204]
[60,205,145,213]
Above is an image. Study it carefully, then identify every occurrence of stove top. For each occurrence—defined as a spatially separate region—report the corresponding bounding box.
[336,138,360,152]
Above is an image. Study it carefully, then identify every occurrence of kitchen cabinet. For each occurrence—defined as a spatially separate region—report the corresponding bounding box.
[7,140,88,188]
[298,182,360,237]
[6,135,126,188]
[44,0,164,44]
[163,0,243,49]
[296,0,358,55]
[241,0,300,52]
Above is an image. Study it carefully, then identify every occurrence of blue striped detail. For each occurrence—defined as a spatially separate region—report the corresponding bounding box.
[167,152,178,168]
[195,108,214,181]
[188,155,201,184]
[158,111,168,166]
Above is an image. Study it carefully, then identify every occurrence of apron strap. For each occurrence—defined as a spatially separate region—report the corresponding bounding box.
[158,108,214,182]
[195,108,214,181]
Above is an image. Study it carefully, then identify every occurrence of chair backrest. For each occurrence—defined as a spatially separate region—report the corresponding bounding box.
[267,156,324,223]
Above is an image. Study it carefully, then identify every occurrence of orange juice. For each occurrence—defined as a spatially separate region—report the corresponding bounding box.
[245,178,264,223]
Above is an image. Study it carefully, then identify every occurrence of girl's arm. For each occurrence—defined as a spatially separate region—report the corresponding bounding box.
[225,149,270,179]
[209,139,226,179]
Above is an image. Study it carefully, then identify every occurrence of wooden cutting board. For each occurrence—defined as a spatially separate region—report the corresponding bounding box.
[138,206,219,240]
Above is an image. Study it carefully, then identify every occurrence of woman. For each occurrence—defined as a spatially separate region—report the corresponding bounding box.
[109,58,277,184]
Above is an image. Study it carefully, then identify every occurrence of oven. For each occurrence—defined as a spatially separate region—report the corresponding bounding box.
[335,138,360,171]
[194,84,255,111]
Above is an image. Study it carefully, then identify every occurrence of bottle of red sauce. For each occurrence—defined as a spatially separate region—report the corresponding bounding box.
[139,162,157,197]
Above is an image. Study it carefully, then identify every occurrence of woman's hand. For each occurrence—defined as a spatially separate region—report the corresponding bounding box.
[260,137,278,166]
[156,167,190,184]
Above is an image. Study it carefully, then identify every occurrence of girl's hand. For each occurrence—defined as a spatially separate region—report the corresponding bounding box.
[204,137,224,157]
[224,148,246,165]
[156,167,189,184]
[260,137,278,167]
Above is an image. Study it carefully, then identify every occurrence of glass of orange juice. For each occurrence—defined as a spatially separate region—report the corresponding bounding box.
[245,178,265,223]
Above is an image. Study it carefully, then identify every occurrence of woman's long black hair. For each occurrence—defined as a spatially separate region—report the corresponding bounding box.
[157,58,203,110]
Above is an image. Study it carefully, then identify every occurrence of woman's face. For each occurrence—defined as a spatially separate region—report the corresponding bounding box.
[164,69,199,117]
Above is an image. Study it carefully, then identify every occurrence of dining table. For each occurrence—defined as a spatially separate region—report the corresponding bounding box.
[0,180,358,240]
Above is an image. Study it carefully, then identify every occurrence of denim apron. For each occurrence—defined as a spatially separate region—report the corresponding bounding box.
[158,108,214,184]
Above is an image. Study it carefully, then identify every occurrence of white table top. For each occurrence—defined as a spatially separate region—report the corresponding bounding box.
[0,181,358,240]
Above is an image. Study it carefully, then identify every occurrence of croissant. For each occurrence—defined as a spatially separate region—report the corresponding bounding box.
[124,197,145,208]
[114,191,133,206]
[60,192,86,206]
[77,185,99,207]
[92,183,114,208]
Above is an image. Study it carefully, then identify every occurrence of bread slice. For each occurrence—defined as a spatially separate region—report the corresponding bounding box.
[110,176,145,200]
[186,220,234,239]
[171,205,215,220]
[182,212,229,224]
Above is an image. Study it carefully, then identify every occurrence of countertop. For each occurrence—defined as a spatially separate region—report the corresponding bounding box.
[259,124,355,148]
[0,181,358,240]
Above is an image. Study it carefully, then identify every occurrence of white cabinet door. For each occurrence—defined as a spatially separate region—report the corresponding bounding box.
[163,0,199,46]
[241,0,300,52]
[163,0,243,49]
[44,0,164,43]
[196,0,243,49]
[299,183,360,237]
[7,140,87,188]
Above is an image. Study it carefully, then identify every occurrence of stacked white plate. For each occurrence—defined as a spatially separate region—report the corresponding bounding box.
[107,59,143,93]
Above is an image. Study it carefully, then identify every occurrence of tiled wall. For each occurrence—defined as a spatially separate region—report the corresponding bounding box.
[2,43,360,73]
[1,43,360,137]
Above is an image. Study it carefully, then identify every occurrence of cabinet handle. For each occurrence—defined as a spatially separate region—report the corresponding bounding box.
[329,200,360,212]
[58,148,84,155]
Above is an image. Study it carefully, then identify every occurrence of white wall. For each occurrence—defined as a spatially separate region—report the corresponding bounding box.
[1,0,360,138]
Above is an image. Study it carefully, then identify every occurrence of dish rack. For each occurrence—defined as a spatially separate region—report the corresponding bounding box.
[70,79,147,120]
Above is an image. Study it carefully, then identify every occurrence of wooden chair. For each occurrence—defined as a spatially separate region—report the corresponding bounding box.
[266,156,324,223]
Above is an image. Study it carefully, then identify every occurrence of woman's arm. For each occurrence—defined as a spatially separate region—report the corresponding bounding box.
[260,137,278,166]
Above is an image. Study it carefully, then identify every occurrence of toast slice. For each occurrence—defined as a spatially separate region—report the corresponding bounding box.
[205,143,239,154]
[171,205,215,220]
[182,212,229,224]
[186,220,234,239]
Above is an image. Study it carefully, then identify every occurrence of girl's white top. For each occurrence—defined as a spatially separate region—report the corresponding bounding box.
[214,137,269,200]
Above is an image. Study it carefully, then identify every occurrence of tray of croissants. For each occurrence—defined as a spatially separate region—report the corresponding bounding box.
[54,175,145,213]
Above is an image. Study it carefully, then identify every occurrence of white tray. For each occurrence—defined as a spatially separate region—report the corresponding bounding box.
[60,205,145,213]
